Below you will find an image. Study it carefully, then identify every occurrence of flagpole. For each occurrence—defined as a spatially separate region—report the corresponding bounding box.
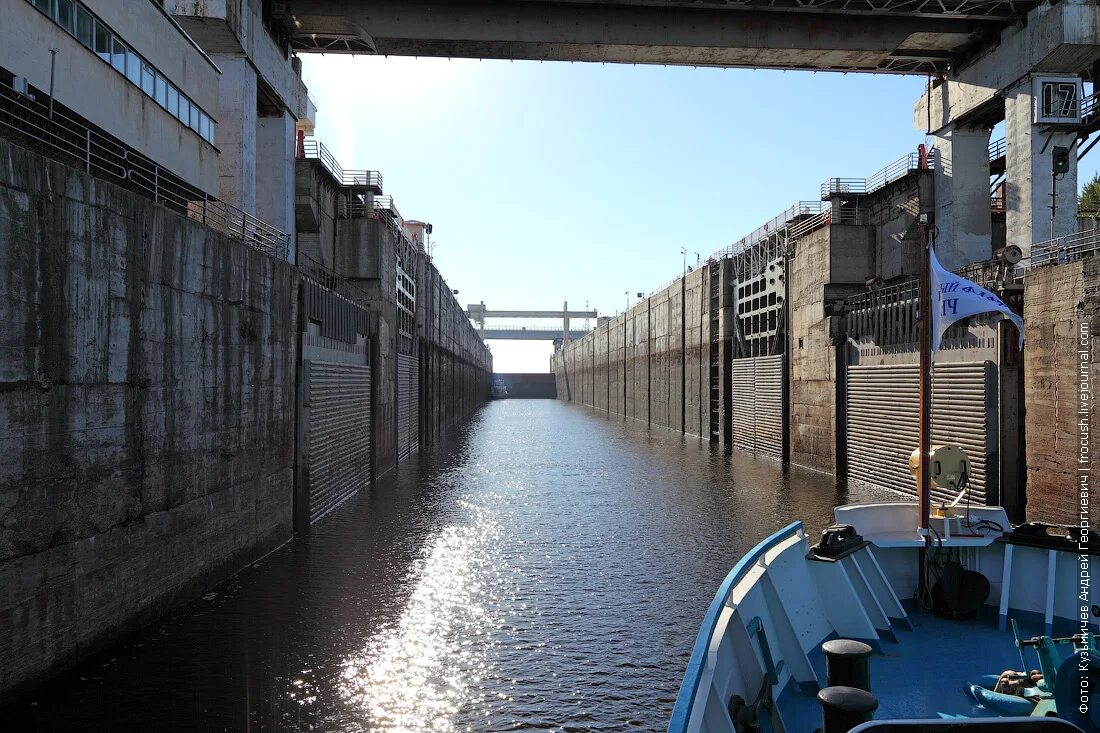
[917,211,933,596]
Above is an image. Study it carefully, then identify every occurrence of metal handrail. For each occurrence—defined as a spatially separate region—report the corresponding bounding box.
[788,208,831,239]
[338,197,373,219]
[820,151,931,198]
[299,139,383,191]
[373,195,398,213]
[732,201,825,249]
[0,78,289,260]
[646,273,688,298]
[298,251,372,304]
[1030,228,1100,268]
[373,195,405,228]
[704,200,827,264]
[1082,90,1100,120]
[988,137,1006,160]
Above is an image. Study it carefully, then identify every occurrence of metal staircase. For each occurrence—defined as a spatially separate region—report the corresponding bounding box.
[708,260,722,442]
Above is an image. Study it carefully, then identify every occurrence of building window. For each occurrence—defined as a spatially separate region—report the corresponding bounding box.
[110,37,126,74]
[126,51,141,86]
[75,6,93,47]
[166,84,178,117]
[154,73,167,107]
[94,21,110,62]
[26,0,216,147]
[141,62,155,96]
[56,0,75,33]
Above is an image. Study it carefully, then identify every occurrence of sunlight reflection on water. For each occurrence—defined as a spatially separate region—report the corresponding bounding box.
[339,501,508,732]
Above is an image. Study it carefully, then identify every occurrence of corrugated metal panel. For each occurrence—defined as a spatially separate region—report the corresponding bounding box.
[731,358,755,452]
[305,361,371,523]
[397,354,420,461]
[730,355,784,456]
[846,362,995,504]
[755,355,784,457]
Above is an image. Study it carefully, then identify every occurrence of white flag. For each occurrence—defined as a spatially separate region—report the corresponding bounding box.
[929,245,1024,357]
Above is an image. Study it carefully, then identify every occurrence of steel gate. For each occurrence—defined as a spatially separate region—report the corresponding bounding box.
[397,353,420,461]
[303,361,371,523]
[730,355,784,457]
[846,361,996,504]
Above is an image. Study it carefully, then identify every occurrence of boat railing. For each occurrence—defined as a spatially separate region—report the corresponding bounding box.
[667,521,805,733]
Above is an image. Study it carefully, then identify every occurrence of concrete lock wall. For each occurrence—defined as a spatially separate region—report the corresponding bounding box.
[684,267,708,439]
[416,257,491,450]
[650,288,671,429]
[337,215,490,473]
[0,139,297,698]
[295,161,341,268]
[667,281,685,433]
[608,316,623,416]
[340,217,399,477]
[1023,259,1100,526]
[548,163,1083,526]
[631,300,650,423]
[788,226,837,474]
[552,270,714,440]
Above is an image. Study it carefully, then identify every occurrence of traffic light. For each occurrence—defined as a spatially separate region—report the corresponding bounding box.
[1053,146,1071,177]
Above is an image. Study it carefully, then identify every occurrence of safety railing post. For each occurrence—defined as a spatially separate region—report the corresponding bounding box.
[84,129,91,173]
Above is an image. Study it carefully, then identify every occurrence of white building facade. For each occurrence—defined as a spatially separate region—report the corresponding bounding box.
[4,0,222,194]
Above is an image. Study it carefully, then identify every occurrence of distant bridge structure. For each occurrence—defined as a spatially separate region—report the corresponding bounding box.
[482,326,593,341]
[467,302,598,343]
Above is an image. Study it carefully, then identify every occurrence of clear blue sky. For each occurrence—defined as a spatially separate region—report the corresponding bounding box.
[302,56,1099,372]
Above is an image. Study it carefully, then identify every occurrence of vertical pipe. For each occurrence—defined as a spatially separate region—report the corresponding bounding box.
[293,281,309,532]
[782,246,791,465]
[48,48,58,121]
[917,214,932,595]
[680,275,687,434]
[1050,165,1057,242]
[646,297,652,426]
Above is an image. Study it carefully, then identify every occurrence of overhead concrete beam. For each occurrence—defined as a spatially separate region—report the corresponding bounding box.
[470,310,599,319]
[914,0,1100,133]
[291,0,1000,72]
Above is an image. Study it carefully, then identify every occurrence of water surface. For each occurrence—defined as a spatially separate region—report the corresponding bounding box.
[8,400,891,732]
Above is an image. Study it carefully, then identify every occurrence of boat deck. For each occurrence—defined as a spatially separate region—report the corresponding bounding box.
[781,612,1058,732]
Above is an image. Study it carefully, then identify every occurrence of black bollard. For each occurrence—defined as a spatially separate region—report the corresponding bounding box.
[822,639,873,691]
[818,685,878,733]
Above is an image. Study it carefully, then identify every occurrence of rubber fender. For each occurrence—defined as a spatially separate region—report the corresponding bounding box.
[965,683,1036,716]
[1054,651,1100,733]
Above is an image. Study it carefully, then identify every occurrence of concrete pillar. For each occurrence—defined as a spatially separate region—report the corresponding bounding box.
[1005,77,1078,256]
[257,110,297,261]
[932,125,992,269]
[212,56,257,214]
